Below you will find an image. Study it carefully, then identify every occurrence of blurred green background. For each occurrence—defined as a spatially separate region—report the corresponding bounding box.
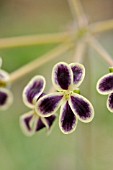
[0,0,113,170]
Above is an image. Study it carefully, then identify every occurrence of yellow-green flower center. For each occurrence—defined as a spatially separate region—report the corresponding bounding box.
[61,88,80,100]
[62,90,73,100]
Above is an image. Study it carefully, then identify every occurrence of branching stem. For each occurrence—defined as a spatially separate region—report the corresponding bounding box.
[87,36,113,66]
[90,19,113,34]
[0,32,71,49]
[73,40,86,63]
[68,0,88,27]
[10,42,74,83]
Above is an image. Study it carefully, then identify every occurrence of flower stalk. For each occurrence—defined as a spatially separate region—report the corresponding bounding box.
[73,40,86,63]
[68,0,88,27]
[0,32,71,49]
[10,42,74,83]
[87,36,113,66]
[90,19,113,34]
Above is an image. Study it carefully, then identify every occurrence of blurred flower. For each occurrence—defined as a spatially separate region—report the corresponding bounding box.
[0,57,13,110]
[35,62,94,134]
[20,76,56,136]
[97,67,113,112]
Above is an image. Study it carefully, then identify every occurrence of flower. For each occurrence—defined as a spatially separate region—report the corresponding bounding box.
[35,62,94,134]
[0,57,13,110]
[20,76,56,136]
[97,67,113,112]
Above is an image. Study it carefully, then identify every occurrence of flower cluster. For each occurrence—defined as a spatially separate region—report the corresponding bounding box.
[20,76,56,136]
[35,62,94,134]
[0,58,13,110]
[97,68,113,112]
[20,62,94,136]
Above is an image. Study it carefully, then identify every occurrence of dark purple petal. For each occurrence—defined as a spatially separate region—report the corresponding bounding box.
[69,94,94,123]
[20,111,49,136]
[69,63,85,87]
[45,115,56,128]
[36,93,46,101]
[0,70,10,87]
[24,114,33,131]
[59,101,77,134]
[35,118,46,131]
[35,93,64,117]
[52,62,73,90]
[107,93,113,112]
[36,115,56,132]
[23,76,46,108]
[0,90,7,105]
[20,111,35,136]
[0,88,13,110]
[97,73,113,95]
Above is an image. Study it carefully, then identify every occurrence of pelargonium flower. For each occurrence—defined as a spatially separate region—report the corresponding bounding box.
[35,62,94,134]
[0,57,13,110]
[97,67,113,112]
[20,76,56,136]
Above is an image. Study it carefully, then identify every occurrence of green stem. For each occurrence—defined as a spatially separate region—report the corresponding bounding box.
[67,0,88,27]
[10,42,74,83]
[73,40,86,63]
[87,36,113,66]
[90,19,113,34]
[0,32,71,49]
